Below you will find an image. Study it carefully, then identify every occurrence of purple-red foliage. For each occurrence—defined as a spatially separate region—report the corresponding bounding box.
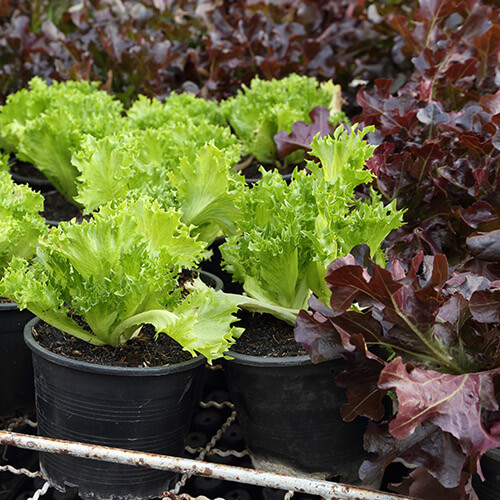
[0,0,206,104]
[355,0,500,268]
[295,246,500,498]
[197,0,410,100]
[274,106,335,158]
[0,1,412,104]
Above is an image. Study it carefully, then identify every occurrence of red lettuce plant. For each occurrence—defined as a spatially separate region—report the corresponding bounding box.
[197,0,411,100]
[0,0,206,105]
[355,0,500,267]
[295,245,500,497]
[274,105,344,158]
[0,1,411,104]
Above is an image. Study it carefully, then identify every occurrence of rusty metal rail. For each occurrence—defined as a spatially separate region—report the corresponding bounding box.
[0,430,412,500]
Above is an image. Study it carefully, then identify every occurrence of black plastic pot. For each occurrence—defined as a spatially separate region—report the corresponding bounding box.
[222,352,367,484]
[0,302,35,417]
[199,238,243,294]
[10,172,53,192]
[245,172,292,186]
[24,317,206,500]
[9,157,53,193]
[473,448,500,499]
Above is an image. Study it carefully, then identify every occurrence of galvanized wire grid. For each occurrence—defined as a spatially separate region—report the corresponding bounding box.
[0,365,409,500]
[0,405,297,500]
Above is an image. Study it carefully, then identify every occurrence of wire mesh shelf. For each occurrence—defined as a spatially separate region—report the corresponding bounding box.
[0,365,410,500]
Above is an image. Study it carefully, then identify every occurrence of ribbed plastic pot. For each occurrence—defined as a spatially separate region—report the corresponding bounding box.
[222,352,367,484]
[24,317,206,500]
[473,448,500,499]
[0,302,35,417]
[10,171,53,192]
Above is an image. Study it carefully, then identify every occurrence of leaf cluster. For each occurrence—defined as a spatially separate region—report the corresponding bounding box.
[0,77,125,203]
[126,93,226,129]
[220,128,404,321]
[0,0,207,105]
[0,160,47,283]
[221,75,342,164]
[0,1,408,105]
[295,247,500,497]
[196,0,410,101]
[73,126,243,245]
[355,0,500,268]
[0,197,242,361]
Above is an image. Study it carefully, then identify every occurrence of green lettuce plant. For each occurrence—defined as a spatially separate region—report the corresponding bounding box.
[221,75,347,165]
[0,77,126,204]
[0,161,47,286]
[220,126,405,324]
[0,198,242,362]
[0,77,114,153]
[127,93,226,129]
[73,124,244,244]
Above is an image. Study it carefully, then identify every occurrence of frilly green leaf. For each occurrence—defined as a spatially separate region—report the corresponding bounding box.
[169,142,244,243]
[221,74,334,164]
[0,167,47,282]
[14,79,126,204]
[0,198,242,358]
[307,124,375,187]
[127,93,226,129]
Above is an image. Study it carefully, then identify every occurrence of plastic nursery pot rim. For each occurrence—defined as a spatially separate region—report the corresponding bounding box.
[0,301,19,311]
[245,172,292,185]
[24,317,205,377]
[223,349,342,367]
[10,171,53,189]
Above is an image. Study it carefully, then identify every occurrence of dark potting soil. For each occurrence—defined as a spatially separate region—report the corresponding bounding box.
[42,190,83,223]
[31,271,207,367]
[0,297,13,303]
[34,322,192,367]
[10,160,49,181]
[230,310,307,357]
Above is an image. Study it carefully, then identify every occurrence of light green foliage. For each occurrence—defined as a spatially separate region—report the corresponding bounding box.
[221,75,347,164]
[0,77,126,204]
[0,198,242,361]
[220,129,404,322]
[0,161,47,285]
[127,93,226,129]
[307,125,376,187]
[74,123,243,244]
[0,77,105,152]
[168,143,244,243]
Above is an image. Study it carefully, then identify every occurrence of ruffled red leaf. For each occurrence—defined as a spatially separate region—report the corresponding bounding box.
[379,358,500,471]
[274,106,334,158]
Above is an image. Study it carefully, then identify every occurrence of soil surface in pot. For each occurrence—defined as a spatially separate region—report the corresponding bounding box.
[236,155,302,181]
[31,271,210,367]
[42,190,83,222]
[0,297,13,303]
[10,160,49,181]
[34,322,192,367]
[231,310,306,357]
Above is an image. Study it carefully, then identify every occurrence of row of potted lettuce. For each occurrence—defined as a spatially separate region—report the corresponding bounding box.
[0,109,404,500]
[0,74,345,223]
